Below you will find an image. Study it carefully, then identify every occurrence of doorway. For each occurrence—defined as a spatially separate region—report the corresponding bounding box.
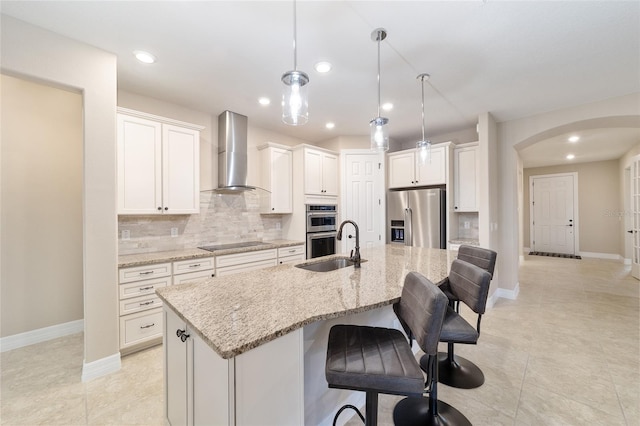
[529,173,578,255]
[340,151,385,254]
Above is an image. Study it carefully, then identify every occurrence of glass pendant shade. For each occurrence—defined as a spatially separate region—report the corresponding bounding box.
[282,70,309,126]
[370,117,389,152]
[417,140,431,165]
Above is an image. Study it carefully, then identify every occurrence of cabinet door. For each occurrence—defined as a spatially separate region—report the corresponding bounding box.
[192,332,230,425]
[163,124,200,214]
[304,149,324,195]
[321,153,339,196]
[454,146,479,212]
[165,308,188,426]
[417,145,446,186]
[388,152,416,188]
[117,114,162,214]
[270,148,293,213]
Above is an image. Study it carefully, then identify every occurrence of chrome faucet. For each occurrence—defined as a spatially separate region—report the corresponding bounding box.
[337,220,361,268]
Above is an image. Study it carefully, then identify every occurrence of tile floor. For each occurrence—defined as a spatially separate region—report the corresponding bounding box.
[1,255,639,425]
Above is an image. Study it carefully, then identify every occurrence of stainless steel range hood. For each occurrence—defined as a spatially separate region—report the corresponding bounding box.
[217,110,255,192]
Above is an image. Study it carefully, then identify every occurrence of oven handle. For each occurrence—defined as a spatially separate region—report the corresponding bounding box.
[306,212,337,217]
[308,231,338,239]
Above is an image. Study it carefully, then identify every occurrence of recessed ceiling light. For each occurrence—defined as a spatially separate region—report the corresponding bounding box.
[258,97,271,106]
[325,122,335,129]
[568,135,580,143]
[314,61,332,73]
[133,50,156,64]
[382,103,393,111]
[566,154,575,160]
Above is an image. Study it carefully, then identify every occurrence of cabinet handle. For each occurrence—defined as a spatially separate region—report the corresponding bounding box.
[272,208,275,211]
[454,206,458,210]
[279,261,283,264]
[139,271,154,276]
[139,301,155,306]
[139,286,154,291]
[140,323,155,329]
[164,207,168,211]
[211,273,215,277]
[176,329,190,342]
[411,181,415,184]
[157,207,162,211]
[288,249,296,253]
[188,264,201,268]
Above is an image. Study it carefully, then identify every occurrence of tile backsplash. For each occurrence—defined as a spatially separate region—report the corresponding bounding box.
[118,191,283,255]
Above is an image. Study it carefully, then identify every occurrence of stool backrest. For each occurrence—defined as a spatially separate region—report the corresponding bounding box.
[395,272,448,356]
[448,259,493,315]
[457,245,497,278]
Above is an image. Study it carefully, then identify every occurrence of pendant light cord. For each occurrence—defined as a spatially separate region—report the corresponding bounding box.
[292,0,297,71]
[376,33,381,118]
[421,77,426,141]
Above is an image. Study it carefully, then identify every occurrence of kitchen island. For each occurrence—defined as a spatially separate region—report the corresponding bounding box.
[157,244,454,426]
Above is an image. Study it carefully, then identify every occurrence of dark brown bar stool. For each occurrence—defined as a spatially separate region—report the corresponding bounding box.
[325,272,453,425]
[423,249,496,390]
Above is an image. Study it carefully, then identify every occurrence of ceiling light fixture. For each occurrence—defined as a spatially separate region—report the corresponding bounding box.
[370,28,389,152]
[382,102,394,111]
[416,73,432,164]
[133,50,156,64]
[258,97,271,106]
[281,0,309,126]
[566,154,575,160]
[314,61,332,73]
[568,135,580,143]
[325,122,335,129]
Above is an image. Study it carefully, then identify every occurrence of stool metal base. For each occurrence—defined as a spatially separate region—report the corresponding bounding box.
[393,396,472,426]
[436,351,485,389]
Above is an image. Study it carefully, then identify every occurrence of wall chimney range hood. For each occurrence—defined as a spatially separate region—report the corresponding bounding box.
[217,110,256,193]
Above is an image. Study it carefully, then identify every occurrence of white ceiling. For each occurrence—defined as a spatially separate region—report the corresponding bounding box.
[2,1,639,166]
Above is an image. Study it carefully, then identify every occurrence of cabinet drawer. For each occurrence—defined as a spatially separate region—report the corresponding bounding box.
[119,262,171,284]
[120,294,162,316]
[173,269,216,285]
[217,259,278,277]
[277,245,305,258]
[216,249,277,268]
[278,254,305,265]
[119,276,170,300]
[120,308,163,348]
[173,257,214,275]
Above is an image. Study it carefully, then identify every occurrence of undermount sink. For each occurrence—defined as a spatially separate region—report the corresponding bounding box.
[295,257,357,273]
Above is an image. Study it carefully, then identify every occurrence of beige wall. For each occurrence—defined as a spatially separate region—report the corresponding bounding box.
[523,160,621,255]
[498,93,640,292]
[1,16,118,370]
[1,74,83,336]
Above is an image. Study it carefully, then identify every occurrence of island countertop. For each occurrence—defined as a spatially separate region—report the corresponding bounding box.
[156,244,455,359]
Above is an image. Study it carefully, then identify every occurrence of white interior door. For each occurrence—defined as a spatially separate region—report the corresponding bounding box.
[630,155,640,279]
[531,174,576,255]
[342,152,385,254]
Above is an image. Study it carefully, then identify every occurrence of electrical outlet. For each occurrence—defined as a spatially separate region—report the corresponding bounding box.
[275,222,281,230]
[464,221,470,229]
[121,230,130,240]
[171,227,178,237]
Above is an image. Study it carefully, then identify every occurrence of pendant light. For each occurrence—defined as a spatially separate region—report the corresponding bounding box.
[281,0,309,126]
[416,73,431,164]
[370,28,389,152]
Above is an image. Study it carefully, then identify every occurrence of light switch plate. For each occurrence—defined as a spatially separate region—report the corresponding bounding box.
[171,227,178,237]
[121,230,130,240]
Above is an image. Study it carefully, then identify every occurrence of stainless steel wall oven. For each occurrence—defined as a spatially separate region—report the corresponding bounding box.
[306,205,337,259]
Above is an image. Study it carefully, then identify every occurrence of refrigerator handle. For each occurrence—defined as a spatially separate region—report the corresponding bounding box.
[405,207,412,246]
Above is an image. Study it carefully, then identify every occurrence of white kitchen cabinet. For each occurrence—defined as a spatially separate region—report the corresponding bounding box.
[118,262,172,353]
[258,143,293,214]
[277,245,305,265]
[387,145,447,189]
[173,257,215,285]
[304,147,338,196]
[117,108,203,215]
[215,249,278,277]
[164,306,303,426]
[453,144,479,212]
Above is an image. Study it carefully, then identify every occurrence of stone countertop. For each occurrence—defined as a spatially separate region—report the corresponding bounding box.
[118,239,304,268]
[449,238,480,246]
[156,245,455,359]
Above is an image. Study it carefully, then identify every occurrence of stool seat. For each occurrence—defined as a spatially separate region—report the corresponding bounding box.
[439,305,479,344]
[326,325,424,397]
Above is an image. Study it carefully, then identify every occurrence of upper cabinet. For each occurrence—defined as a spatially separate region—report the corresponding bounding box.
[453,143,479,212]
[258,143,293,214]
[388,145,447,189]
[117,108,203,215]
[304,147,338,196]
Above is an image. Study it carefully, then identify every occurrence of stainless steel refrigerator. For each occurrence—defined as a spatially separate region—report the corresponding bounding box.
[387,188,446,248]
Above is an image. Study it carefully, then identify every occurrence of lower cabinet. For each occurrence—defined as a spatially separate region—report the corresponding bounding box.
[164,306,304,426]
[215,249,278,277]
[277,245,305,265]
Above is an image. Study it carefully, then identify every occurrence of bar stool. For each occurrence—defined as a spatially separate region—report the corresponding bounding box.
[422,254,495,389]
[325,272,463,426]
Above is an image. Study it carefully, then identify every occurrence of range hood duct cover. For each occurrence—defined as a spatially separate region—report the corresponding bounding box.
[217,110,255,192]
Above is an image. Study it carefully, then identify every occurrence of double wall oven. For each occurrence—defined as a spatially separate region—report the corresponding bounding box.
[306,205,337,259]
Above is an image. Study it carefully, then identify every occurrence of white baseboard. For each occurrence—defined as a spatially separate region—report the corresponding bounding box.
[489,282,520,307]
[0,319,84,353]
[624,257,632,265]
[579,251,623,261]
[82,352,122,382]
